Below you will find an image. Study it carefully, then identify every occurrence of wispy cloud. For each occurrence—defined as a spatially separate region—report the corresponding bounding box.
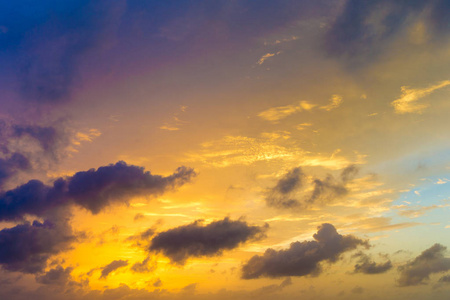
[257,51,281,65]
[160,106,189,131]
[258,101,315,122]
[320,94,343,111]
[391,80,450,114]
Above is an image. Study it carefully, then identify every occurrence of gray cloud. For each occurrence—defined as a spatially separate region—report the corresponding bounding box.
[150,217,267,265]
[0,219,75,274]
[0,153,31,188]
[0,161,195,275]
[67,163,196,214]
[100,260,128,279]
[324,0,450,64]
[0,161,196,220]
[265,165,358,210]
[353,252,392,274]
[397,243,450,286]
[35,265,73,285]
[241,223,368,279]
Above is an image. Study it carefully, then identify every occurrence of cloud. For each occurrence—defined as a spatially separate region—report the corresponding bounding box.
[187,135,357,169]
[397,243,450,286]
[6,2,125,103]
[324,0,450,63]
[391,80,450,114]
[265,165,358,210]
[0,152,30,187]
[36,265,73,285]
[258,101,315,122]
[0,161,195,274]
[353,252,392,274]
[320,95,343,111]
[150,217,267,264]
[0,161,196,220]
[130,256,156,273]
[67,162,196,214]
[0,219,75,274]
[12,125,60,154]
[100,260,128,279]
[241,223,368,279]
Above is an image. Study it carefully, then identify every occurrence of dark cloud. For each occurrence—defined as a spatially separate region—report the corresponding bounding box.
[439,275,450,283]
[36,265,73,285]
[3,1,125,103]
[12,125,62,156]
[0,161,196,220]
[0,161,195,274]
[150,217,267,264]
[353,252,392,274]
[0,219,75,274]
[130,256,156,274]
[100,260,128,279]
[0,153,31,188]
[68,162,196,214]
[265,165,358,210]
[241,223,368,279]
[397,243,450,286]
[324,0,450,63]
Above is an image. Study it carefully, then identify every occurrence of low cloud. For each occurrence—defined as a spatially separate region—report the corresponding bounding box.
[241,223,368,279]
[100,260,128,279]
[353,252,392,274]
[0,161,195,275]
[0,219,75,274]
[397,243,450,286]
[0,161,196,220]
[265,165,358,210]
[150,217,267,264]
[36,265,73,285]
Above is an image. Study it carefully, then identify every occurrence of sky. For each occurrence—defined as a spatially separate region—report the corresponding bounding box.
[0,1,450,299]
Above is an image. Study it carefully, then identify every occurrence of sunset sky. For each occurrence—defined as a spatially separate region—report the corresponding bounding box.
[1,1,450,299]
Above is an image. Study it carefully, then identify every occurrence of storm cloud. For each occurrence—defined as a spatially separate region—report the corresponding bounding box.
[150,217,267,264]
[265,165,358,210]
[241,223,368,279]
[397,243,450,286]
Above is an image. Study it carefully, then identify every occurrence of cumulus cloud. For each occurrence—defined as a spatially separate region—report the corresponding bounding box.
[391,80,450,114]
[0,161,195,274]
[353,252,392,274]
[265,165,358,210]
[397,243,450,286]
[67,162,196,214]
[150,217,267,264]
[241,223,368,279]
[0,161,196,220]
[36,265,73,285]
[0,219,75,274]
[100,260,128,279]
